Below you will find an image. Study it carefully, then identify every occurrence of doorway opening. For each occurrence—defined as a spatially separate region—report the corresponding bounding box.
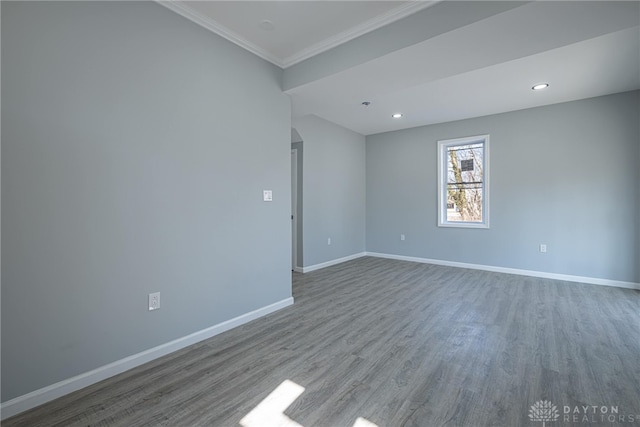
[291,129,303,272]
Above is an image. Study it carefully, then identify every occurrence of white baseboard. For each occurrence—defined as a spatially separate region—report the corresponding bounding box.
[301,252,367,273]
[292,266,304,273]
[365,252,640,290]
[0,297,294,420]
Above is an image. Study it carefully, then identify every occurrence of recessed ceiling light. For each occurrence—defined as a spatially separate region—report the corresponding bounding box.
[392,113,403,119]
[532,83,549,91]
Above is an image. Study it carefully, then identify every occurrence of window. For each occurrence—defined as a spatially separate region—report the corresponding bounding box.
[437,135,489,228]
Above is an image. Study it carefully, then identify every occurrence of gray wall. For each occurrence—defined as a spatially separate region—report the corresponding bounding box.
[2,1,291,402]
[294,116,366,267]
[367,91,640,283]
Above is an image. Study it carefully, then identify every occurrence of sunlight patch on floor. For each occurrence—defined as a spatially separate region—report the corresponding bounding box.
[353,417,379,427]
[240,379,379,427]
[240,380,305,427]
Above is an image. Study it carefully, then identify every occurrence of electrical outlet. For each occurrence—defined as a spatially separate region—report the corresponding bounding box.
[149,292,160,311]
[540,244,547,253]
[400,234,405,241]
[327,237,331,245]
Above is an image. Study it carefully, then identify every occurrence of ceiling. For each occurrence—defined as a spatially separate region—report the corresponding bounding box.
[161,1,435,67]
[160,1,640,136]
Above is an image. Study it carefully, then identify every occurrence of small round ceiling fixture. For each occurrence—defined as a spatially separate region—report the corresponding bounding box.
[392,113,403,119]
[361,101,371,107]
[532,83,549,91]
[259,20,275,31]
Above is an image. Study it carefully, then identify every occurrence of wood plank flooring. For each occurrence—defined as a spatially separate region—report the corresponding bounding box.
[3,257,640,426]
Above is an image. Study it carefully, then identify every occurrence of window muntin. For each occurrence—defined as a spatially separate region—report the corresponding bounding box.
[437,135,489,228]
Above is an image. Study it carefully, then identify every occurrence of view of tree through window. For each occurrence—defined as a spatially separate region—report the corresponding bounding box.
[446,142,483,222]
[438,135,489,228]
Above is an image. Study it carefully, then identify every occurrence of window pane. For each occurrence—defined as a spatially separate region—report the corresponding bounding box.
[446,143,484,223]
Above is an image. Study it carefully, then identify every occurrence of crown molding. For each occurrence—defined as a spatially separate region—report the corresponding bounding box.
[158,1,439,70]
[157,0,285,68]
[282,1,439,68]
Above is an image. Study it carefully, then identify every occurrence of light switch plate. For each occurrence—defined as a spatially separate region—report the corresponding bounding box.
[263,190,273,202]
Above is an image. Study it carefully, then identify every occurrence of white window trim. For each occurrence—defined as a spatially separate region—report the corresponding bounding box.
[437,134,490,229]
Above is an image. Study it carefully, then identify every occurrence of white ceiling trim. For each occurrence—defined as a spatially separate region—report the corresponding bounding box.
[158,0,440,69]
[281,1,440,68]
[157,0,284,67]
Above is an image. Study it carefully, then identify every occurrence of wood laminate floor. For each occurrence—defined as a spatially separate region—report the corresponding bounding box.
[3,257,640,427]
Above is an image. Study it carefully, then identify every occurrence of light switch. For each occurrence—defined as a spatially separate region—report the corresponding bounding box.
[263,190,273,202]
